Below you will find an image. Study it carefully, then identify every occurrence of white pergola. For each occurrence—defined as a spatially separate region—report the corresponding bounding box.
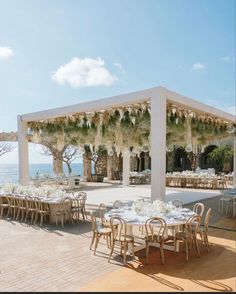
[17,86,236,201]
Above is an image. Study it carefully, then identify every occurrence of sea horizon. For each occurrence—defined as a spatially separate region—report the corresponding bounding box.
[0,162,84,184]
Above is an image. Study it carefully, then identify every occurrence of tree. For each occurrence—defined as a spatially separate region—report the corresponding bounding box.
[39,141,67,175]
[0,143,14,157]
[207,144,233,172]
[62,145,80,174]
[85,144,107,176]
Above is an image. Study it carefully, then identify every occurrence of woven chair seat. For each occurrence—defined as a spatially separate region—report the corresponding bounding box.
[115,234,134,242]
[97,227,112,234]
[144,234,166,243]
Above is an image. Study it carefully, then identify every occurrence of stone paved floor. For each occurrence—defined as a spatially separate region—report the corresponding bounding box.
[0,187,234,292]
[0,218,123,292]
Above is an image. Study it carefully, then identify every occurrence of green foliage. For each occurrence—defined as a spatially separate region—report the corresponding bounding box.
[207,144,233,171]
[27,104,233,151]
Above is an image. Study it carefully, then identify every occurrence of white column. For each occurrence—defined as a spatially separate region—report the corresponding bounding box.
[151,90,166,201]
[233,136,236,188]
[122,147,130,186]
[17,115,29,185]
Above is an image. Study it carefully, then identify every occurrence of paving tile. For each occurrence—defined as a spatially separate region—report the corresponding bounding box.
[0,220,120,291]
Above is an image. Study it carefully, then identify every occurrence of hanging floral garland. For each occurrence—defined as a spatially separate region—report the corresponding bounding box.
[27,101,233,155]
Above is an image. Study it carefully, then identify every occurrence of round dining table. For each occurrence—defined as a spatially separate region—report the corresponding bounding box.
[104,206,196,253]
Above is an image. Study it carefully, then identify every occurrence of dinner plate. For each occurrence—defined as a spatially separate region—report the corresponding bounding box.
[181,208,190,212]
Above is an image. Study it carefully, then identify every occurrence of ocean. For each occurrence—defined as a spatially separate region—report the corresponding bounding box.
[0,163,84,184]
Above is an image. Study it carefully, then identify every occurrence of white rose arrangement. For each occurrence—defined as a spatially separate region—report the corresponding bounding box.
[0,183,67,199]
[132,199,175,216]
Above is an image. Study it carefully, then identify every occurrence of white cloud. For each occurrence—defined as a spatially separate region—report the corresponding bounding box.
[192,62,205,70]
[221,56,235,63]
[0,46,13,60]
[221,56,231,62]
[114,62,126,74]
[114,62,122,69]
[52,57,117,88]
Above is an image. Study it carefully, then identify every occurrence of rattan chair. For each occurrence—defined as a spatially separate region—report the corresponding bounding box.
[15,196,27,221]
[55,197,72,228]
[144,217,170,265]
[99,203,110,227]
[90,213,112,255]
[0,195,10,218]
[25,196,38,223]
[70,197,80,223]
[193,202,205,218]
[6,194,17,219]
[197,208,212,252]
[108,216,135,265]
[34,197,51,226]
[174,214,201,261]
[77,194,87,221]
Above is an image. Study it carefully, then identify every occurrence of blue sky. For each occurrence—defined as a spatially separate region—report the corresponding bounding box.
[0,0,235,163]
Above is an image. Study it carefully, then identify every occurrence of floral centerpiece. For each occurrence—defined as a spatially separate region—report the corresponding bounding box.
[132,199,176,216]
[0,183,68,199]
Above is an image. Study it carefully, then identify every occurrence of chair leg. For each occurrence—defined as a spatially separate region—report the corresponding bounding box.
[40,214,43,227]
[90,233,95,250]
[132,241,135,260]
[145,241,149,264]
[194,236,200,257]
[21,210,25,222]
[94,235,99,255]
[108,240,115,262]
[160,242,164,265]
[34,212,38,225]
[61,215,64,228]
[123,243,127,265]
[25,211,28,222]
[120,242,123,256]
[6,206,11,218]
[204,234,210,252]
[185,239,189,261]
[173,237,177,255]
[16,208,20,220]
[189,236,193,249]
[31,212,34,224]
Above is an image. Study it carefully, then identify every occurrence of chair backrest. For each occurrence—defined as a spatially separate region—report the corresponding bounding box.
[185,214,202,235]
[33,197,43,211]
[171,199,183,208]
[91,213,102,233]
[204,208,212,233]
[7,195,16,206]
[113,200,122,209]
[15,195,23,207]
[144,217,167,242]
[99,203,107,222]
[110,216,127,241]
[77,191,87,200]
[77,194,86,207]
[193,202,205,217]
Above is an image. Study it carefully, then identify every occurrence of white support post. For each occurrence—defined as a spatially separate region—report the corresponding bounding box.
[233,136,236,188]
[17,115,29,185]
[151,89,166,201]
[122,147,130,186]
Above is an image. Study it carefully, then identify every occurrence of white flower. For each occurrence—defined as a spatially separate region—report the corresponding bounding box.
[132,199,175,216]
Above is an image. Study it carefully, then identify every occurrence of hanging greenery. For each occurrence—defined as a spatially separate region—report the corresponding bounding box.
[27,101,234,155]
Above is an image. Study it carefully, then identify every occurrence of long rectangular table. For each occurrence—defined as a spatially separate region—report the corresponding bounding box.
[0,193,71,224]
